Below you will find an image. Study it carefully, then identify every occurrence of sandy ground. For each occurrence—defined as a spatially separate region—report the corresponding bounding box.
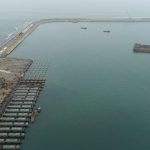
[0,58,32,102]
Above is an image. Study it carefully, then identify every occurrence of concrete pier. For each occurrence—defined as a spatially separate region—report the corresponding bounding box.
[0,133,25,138]
[0,127,25,132]
[9,102,35,105]
[3,113,31,117]
[0,117,29,122]
[0,122,29,127]
[5,109,31,113]
[1,145,20,150]
[0,138,21,144]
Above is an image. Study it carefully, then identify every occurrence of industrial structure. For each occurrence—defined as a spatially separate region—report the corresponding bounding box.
[0,61,48,149]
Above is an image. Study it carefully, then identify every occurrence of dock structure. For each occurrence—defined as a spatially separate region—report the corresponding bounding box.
[0,61,48,149]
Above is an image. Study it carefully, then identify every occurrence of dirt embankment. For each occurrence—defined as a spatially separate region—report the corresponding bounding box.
[0,58,32,102]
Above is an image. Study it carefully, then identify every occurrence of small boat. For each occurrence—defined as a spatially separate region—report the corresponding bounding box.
[103,30,110,33]
[30,106,41,123]
[30,108,37,123]
[37,107,41,113]
[81,27,87,30]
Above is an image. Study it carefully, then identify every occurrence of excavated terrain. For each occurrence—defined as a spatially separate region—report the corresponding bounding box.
[0,58,32,102]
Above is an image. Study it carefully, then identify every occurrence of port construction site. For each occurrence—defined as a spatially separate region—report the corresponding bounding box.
[0,17,150,149]
[0,60,48,150]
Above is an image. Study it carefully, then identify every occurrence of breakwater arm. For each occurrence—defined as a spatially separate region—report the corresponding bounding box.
[39,17,150,23]
[1,17,150,57]
[0,21,40,57]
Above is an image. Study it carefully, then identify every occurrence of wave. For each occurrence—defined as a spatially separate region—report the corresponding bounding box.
[0,21,32,47]
[5,31,16,40]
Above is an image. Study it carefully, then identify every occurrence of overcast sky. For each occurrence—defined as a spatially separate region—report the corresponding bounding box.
[0,0,150,18]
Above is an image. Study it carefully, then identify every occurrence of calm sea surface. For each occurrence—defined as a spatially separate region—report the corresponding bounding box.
[2,21,150,150]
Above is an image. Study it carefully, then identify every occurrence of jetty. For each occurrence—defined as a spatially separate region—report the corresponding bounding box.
[2,17,150,57]
[134,43,150,53]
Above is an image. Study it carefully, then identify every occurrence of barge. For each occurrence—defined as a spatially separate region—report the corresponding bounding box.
[134,43,150,53]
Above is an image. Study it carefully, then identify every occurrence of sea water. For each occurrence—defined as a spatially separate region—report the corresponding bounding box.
[6,22,150,150]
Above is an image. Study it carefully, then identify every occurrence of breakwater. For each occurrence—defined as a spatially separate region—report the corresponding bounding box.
[1,17,150,57]
[0,21,40,57]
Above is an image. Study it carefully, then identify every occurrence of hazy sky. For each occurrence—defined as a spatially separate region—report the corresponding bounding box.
[0,0,150,18]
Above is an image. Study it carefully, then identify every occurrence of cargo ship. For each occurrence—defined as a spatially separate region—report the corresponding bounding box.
[134,43,150,53]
